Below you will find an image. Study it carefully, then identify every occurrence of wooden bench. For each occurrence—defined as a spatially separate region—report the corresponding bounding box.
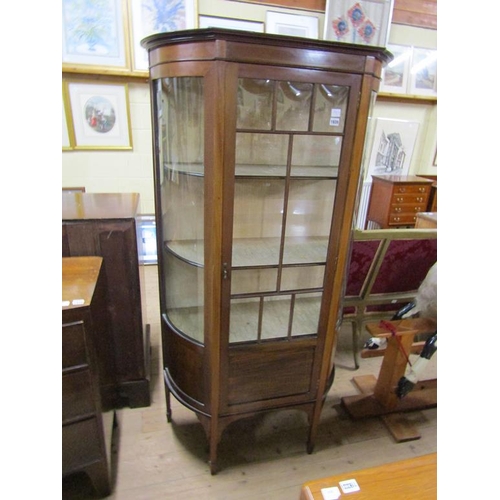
[342,228,437,368]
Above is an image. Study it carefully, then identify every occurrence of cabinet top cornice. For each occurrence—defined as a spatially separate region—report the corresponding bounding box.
[140,28,393,65]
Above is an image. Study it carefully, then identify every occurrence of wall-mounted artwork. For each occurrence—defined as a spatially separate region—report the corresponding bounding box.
[129,0,197,72]
[65,81,133,150]
[265,11,319,39]
[380,44,412,94]
[199,15,264,32]
[324,0,394,47]
[62,0,129,70]
[366,118,419,179]
[409,47,437,96]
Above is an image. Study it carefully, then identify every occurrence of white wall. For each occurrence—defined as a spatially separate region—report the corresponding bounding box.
[62,9,437,214]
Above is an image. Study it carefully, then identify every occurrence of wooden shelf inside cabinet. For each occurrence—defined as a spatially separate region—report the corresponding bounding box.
[62,257,116,497]
[62,192,151,409]
[143,28,392,474]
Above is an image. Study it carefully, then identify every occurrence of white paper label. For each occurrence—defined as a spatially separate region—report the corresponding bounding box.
[72,299,85,306]
[321,486,341,499]
[339,478,360,493]
[329,108,341,127]
[62,300,70,307]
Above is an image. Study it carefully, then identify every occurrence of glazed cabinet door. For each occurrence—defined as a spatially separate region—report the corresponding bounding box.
[221,66,362,412]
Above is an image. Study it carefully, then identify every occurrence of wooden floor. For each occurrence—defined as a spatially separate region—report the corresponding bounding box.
[63,265,437,499]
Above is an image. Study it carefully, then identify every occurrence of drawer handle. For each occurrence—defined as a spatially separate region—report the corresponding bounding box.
[394,207,401,213]
[393,217,400,222]
[414,207,422,211]
[418,187,426,192]
[396,197,403,202]
[398,187,406,193]
[416,197,423,202]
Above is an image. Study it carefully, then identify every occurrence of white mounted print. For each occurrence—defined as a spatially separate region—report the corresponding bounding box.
[366,118,419,179]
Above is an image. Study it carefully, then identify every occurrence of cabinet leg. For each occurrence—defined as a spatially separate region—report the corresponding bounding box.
[86,462,111,498]
[164,383,172,423]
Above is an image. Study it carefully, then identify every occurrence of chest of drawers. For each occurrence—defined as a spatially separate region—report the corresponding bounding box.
[62,257,116,497]
[365,175,433,228]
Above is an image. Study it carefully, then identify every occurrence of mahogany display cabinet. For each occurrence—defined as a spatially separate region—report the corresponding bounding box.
[142,28,391,473]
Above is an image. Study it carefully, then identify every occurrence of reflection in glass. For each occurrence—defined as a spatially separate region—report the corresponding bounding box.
[276,81,313,131]
[237,78,274,130]
[161,77,204,172]
[261,295,291,340]
[281,266,325,291]
[231,268,278,295]
[313,84,349,133]
[291,135,342,177]
[164,251,204,344]
[232,179,285,267]
[229,297,260,343]
[283,179,336,264]
[291,293,322,336]
[235,133,289,176]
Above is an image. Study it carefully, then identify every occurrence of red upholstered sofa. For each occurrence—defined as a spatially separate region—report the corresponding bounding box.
[342,228,437,368]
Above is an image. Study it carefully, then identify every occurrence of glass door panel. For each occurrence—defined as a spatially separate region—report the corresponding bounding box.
[237,78,274,130]
[291,135,342,177]
[280,265,325,291]
[291,292,322,336]
[312,84,349,133]
[232,179,285,267]
[229,297,260,343]
[261,295,292,340]
[283,179,336,264]
[276,81,313,131]
[235,133,289,176]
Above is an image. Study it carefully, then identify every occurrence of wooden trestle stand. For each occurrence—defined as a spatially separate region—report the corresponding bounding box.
[341,318,437,442]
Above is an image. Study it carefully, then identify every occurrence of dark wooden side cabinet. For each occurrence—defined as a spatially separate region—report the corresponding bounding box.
[62,256,116,497]
[365,175,433,228]
[62,192,151,408]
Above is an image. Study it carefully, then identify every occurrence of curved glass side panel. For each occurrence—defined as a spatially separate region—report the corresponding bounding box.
[157,76,204,344]
[163,251,204,343]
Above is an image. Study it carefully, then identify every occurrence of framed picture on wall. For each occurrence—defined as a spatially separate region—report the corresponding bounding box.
[380,44,412,94]
[324,0,394,47]
[66,81,133,150]
[409,47,437,96]
[265,11,319,38]
[62,0,129,70]
[62,93,74,151]
[199,15,264,32]
[366,118,419,179]
[129,0,198,72]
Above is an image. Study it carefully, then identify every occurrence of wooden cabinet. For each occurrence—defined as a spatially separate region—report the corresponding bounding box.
[62,257,115,497]
[141,28,391,473]
[62,192,151,409]
[365,175,433,228]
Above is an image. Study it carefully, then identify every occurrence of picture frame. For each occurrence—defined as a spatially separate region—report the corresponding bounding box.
[66,81,133,150]
[265,11,319,39]
[62,0,130,70]
[62,92,74,151]
[323,0,394,47]
[129,0,198,72]
[366,118,419,179]
[380,44,412,94]
[199,15,264,32]
[409,47,437,97]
